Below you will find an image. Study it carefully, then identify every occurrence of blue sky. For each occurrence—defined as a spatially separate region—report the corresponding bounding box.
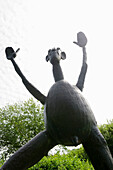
[0,0,113,124]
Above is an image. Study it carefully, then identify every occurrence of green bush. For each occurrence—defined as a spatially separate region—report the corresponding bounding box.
[29,152,94,170]
[0,98,45,159]
[67,147,88,162]
[99,119,113,156]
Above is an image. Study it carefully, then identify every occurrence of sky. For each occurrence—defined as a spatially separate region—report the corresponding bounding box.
[0,0,113,125]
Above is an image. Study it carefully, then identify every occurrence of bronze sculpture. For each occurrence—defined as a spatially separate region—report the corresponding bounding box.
[1,32,113,170]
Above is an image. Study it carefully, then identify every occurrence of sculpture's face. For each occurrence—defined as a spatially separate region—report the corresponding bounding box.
[46,48,66,65]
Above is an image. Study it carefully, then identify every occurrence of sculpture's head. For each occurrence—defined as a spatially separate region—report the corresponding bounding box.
[46,48,66,65]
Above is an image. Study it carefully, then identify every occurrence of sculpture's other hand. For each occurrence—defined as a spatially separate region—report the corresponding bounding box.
[5,47,20,60]
[73,32,87,47]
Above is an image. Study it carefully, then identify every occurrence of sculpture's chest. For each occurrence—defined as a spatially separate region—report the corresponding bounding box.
[46,80,91,116]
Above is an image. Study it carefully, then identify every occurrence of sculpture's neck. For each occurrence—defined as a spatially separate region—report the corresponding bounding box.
[53,63,64,82]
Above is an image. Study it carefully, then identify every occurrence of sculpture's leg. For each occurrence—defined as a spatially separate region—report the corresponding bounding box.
[82,126,113,170]
[1,130,57,170]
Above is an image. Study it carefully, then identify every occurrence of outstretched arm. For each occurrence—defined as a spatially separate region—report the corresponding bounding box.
[76,47,87,91]
[5,47,46,105]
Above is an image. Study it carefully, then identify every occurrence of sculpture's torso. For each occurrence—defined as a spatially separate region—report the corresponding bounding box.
[45,80,97,146]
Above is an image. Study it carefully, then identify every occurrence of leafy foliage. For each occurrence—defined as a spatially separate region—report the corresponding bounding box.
[67,147,88,162]
[99,119,113,156]
[0,98,45,159]
[29,151,94,170]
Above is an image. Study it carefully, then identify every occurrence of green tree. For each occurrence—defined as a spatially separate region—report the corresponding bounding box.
[0,98,45,159]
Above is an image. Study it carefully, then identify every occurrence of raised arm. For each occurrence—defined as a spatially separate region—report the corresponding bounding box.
[73,32,88,91]
[5,47,46,105]
[76,47,87,91]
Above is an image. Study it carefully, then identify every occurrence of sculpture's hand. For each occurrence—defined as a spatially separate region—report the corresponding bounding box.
[73,32,87,47]
[5,47,20,60]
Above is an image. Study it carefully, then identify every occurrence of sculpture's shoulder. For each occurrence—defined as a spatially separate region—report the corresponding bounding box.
[47,80,81,98]
[51,80,69,87]
[48,80,77,91]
